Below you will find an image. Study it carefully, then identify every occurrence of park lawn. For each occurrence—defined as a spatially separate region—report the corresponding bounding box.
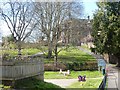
[80,44,91,51]
[7,77,65,90]
[58,47,95,62]
[44,71,103,79]
[45,71,103,88]
[44,46,96,64]
[67,78,102,88]
[2,48,41,56]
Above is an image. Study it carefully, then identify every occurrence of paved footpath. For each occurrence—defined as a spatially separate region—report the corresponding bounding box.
[44,79,77,88]
[44,78,103,88]
[107,64,120,90]
[78,46,120,90]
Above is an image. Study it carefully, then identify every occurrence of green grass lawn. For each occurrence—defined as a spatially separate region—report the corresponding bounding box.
[45,71,103,88]
[44,71,103,79]
[58,47,95,62]
[44,46,96,64]
[80,44,91,51]
[2,48,41,56]
[14,77,65,90]
[0,46,103,89]
[67,78,102,88]
[2,46,96,64]
[2,71,102,89]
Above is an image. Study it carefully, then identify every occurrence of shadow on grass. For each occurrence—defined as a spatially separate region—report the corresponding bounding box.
[14,77,65,90]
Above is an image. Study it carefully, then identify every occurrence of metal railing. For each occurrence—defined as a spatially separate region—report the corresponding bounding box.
[98,74,107,90]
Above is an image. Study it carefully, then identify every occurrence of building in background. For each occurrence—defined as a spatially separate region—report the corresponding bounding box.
[59,18,94,48]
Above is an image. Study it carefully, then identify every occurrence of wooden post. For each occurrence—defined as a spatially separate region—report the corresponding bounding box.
[35,72,44,81]
[11,80,15,88]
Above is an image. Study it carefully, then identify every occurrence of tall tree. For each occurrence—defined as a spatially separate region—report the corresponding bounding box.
[34,2,82,59]
[92,2,120,66]
[0,1,37,55]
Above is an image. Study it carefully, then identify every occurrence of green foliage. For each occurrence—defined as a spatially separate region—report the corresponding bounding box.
[65,61,98,71]
[90,47,95,53]
[0,85,11,89]
[92,2,120,54]
[9,43,17,49]
[2,53,14,61]
[7,34,14,43]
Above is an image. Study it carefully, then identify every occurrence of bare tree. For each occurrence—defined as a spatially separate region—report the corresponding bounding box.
[34,2,67,58]
[33,2,83,68]
[0,1,37,55]
[34,1,82,56]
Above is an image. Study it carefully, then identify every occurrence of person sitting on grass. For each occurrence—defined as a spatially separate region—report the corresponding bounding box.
[78,75,86,81]
[78,75,82,81]
[82,75,86,81]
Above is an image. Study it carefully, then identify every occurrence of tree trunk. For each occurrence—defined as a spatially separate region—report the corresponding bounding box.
[116,58,120,67]
[109,54,117,64]
[54,44,58,67]
[114,53,120,67]
[47,38,52,58]
[18,47,21,55]
[17,40,22,55]
[116,56,120,67]
[48,48,52,58]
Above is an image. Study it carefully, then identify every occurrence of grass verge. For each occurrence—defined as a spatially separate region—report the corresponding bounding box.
[67,78,102,88]
[58,47,95,62]
[44,46,96,64]
[44,71,103,89]
[2,48,41,56]
[14,77,65,90]
[44,71,103,79]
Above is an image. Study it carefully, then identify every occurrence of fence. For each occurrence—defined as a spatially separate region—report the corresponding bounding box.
[0,56,44,81]
[98,74,107,90]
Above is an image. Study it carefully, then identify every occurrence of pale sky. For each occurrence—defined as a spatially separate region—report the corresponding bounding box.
[82,0,98,19]
[0,0,98,39]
